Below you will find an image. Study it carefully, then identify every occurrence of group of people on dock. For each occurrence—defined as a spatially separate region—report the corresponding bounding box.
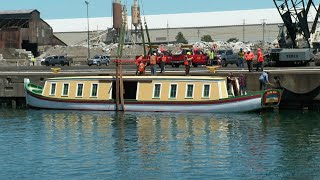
[135,52,192,76]
[135,53,168,76]
[239,47,265,72]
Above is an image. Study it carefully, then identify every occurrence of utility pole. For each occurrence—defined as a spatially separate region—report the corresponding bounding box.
[85,1,90,61]
[197,29,200,42]
[167,20,169,45]
[243,19,245,42]
[262,19,267,49]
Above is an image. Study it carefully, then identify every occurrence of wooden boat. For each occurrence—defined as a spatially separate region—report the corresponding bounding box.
[24,76,281,113]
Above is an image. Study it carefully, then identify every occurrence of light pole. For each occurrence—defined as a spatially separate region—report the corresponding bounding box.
[85,1,90,60]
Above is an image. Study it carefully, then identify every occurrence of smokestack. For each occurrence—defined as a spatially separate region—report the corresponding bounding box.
[113,0,122,31]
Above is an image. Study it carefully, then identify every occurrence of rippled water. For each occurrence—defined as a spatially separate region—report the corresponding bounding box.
[0,109,319,179]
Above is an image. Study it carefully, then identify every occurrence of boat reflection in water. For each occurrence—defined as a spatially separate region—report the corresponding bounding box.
[33,110,320,178]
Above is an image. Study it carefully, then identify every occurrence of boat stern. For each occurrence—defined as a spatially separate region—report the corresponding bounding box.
[261,89,282,108]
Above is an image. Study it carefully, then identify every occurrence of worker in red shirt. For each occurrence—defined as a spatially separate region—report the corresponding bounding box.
[136,55,144,75]
[256,48,264,71]
[138,61,146,75]
[244,48,254,72]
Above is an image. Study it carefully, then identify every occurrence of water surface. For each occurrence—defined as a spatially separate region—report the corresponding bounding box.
[0,109,319,179]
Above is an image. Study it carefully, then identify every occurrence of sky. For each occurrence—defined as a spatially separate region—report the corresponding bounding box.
[0,0,276,19]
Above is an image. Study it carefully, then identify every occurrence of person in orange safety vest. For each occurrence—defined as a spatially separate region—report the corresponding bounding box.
[150,53,157,76]
[256,48,264,72]
[160,54,166,73]
[136,55,144,75]
[184,52,193,76]
[244,48,254,72]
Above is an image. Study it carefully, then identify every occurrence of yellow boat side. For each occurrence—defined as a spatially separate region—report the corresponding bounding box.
[42,76,228,101]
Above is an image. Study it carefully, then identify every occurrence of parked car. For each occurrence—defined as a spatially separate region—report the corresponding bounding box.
[43,55,72,66]
[87,55,111,66]
[216,49,239,67]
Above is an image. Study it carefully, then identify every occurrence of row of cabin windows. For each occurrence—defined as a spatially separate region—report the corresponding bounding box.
[49,83,98,97]
[49,82,211,99]
[153,83,211,99]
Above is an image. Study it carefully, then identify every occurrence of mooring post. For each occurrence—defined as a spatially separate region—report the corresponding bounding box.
[11,99,16,109]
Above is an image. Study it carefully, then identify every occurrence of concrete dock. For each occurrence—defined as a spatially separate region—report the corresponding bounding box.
[1,65,319,110]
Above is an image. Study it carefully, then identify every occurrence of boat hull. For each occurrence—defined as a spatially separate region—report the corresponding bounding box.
[26,90,270,113]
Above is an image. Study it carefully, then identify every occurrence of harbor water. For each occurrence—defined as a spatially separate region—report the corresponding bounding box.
[0,109,319,179]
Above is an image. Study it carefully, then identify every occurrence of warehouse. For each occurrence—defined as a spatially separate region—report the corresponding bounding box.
[0,9,66,56]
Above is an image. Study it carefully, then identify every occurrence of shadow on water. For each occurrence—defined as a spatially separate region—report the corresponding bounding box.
[0,109,319,179]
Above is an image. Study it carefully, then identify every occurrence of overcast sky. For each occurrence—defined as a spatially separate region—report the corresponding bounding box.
[1,0,275,19]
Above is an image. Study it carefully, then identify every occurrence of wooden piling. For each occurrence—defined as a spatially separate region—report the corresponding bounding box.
[115,60,120,111]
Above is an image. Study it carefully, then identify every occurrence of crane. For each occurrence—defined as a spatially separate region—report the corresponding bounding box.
[273,0,320,48]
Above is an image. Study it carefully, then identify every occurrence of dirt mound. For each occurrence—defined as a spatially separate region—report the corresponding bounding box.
[40,45,105,59]
[0,48,28,59]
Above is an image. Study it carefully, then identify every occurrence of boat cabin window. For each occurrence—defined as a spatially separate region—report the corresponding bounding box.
[202,84,210,98]
[169,84,178,99]
[49,83,56,96]
[76,83,84,97]
[91,84,98,97]
[153,83,162,98]
[62,83,69,96]
[186,84,194,98]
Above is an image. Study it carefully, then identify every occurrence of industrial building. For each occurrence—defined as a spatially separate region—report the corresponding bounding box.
[46,7,319,46]
[0,9,66,56]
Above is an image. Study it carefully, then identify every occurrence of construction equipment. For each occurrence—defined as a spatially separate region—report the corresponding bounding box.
[269,0,320,66]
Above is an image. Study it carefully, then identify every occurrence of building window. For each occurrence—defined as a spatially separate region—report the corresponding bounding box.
[169,84,177,99]
[202,84,210,98]
[50,83,56,96]
[186,84,194,98]
[76,84,84,97]
[62,83,69,96]
[153,83,161,98]
[91,84,98,97]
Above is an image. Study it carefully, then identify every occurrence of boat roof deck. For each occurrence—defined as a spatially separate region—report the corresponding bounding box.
[47,76,226,81]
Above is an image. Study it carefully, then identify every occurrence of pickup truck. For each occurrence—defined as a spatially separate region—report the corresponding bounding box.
[171,48,208,68]
[87,55,110,66]
[216,49,239,67]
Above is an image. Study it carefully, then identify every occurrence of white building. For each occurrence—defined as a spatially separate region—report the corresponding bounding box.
[46,8,319,45]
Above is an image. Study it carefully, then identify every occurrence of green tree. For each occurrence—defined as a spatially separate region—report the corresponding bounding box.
[201,35,213,42]
[175,32,188,44]
[227,37,239,43]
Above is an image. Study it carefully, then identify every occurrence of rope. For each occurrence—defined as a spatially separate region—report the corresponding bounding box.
[113,58,150,64]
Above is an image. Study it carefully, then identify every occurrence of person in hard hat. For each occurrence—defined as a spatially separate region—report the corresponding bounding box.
[244,48,254,72]
[160,53,167,73]
[238,48,245,68]
[150,53,157,76]
[256,48,264,71]
[184,52,193,76]
[136,55,144,75]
